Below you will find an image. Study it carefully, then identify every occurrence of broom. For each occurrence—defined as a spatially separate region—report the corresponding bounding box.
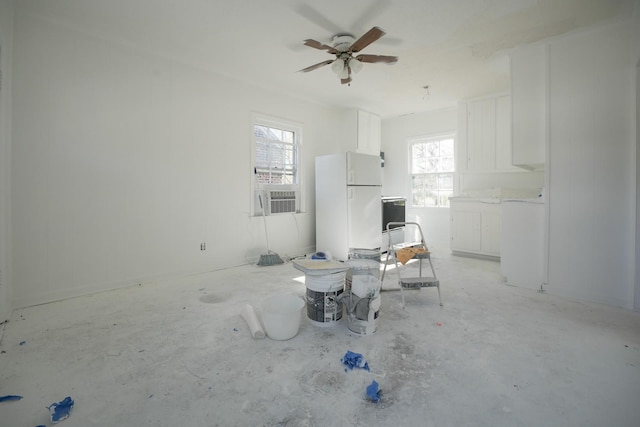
[255,168,284,266]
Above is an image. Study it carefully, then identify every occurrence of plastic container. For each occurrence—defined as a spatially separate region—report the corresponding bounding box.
[345,259,380,294]
[344,257,382,336]
[305,271,345,326]
[261,295,305,340]
[345,275,381,335]
[349,248,381,262]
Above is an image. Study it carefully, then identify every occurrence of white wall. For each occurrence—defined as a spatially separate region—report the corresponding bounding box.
[381,108,457,249]
[0,0,14,322]
[10,12,343,308]
[634,2,640,311]
[547,19,636,309]
[633,58,640,311]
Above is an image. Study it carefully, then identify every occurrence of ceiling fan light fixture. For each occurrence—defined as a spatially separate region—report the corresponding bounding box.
[338,66,350,80]
[349,58,363,73]
[331,59,345,75]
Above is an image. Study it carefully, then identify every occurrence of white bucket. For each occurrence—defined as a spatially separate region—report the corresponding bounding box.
[345,259,380,294]
[305,271,345,326]
[349,248,381,262]
[351,275,381,298]
[347,294,381,336]
[261,295,305,340]
[345,275,381,336]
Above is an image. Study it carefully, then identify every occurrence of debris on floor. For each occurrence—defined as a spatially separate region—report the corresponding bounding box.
[0,395,23,402]
[47,396,74,424]
[366,380,381,402]
[341,350,370,371]
[240,304,265,339]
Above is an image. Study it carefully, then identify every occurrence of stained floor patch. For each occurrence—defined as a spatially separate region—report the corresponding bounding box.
[198,293,230,304]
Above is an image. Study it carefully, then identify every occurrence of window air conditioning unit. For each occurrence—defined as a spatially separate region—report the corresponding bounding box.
[268,190,297,214]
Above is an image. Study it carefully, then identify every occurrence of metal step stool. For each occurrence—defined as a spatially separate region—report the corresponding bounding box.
[381,222,442,308]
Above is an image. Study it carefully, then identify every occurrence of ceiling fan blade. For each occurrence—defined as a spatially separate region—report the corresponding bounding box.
[295,4,342,35]
[349,26,385,53]
[350,0,391,34]
[298,59,334,73]
[355,54,398,64]
[303,39,339,54]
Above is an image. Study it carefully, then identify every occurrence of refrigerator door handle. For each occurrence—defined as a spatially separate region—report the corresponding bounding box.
[348,187,354,199]
[347,170,355,185]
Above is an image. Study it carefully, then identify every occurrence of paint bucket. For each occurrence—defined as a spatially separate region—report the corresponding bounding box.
[345,259,380,294]
[344,275,381,336]
[305,271,345,326]
[261,294,305,340]
[349,248,381,263]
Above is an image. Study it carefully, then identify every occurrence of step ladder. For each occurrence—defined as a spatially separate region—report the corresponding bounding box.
[381,222,442,308]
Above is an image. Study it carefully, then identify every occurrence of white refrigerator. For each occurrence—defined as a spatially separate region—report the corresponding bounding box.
[316,152,382,261]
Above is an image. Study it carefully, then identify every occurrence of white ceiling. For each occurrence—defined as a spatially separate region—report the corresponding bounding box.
[15,0,637,118]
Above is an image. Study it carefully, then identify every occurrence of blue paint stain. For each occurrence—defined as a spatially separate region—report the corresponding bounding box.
[19,341,26,346]
[311,251,327,260]
[47,396,74,423]
[366,380,381,402]
[341,350,370,371]
[0,395,23,402]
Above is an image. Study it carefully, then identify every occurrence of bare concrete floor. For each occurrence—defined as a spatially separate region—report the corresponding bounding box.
[1,251,639,426]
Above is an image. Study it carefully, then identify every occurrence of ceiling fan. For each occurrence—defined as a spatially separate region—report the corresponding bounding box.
[298,26,398,85]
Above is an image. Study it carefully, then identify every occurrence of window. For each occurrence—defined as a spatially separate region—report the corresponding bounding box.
[253,115,301,215]
[410,135,455,207]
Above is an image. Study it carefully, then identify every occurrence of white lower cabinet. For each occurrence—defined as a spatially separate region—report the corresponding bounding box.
[450,201,501,257]
[450,210,482,252]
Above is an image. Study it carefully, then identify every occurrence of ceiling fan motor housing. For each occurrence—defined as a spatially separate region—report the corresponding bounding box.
[332,34,355,52]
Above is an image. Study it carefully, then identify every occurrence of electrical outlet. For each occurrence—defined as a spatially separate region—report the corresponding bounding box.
[200,243,206,251]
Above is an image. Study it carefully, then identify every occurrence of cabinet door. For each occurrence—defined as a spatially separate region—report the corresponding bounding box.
[368,113,381,155]
[450,210,482,252]
[357,110,381,156]
[467,98,497,171]
[456,103,469,172]
[481,209,502,255]
[495,95,515,170]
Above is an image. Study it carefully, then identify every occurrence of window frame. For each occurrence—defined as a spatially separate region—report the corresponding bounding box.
[251,113,303,216]
[408,133,456,208]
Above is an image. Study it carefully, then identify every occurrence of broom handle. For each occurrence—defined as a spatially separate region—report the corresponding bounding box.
[259,194,271,252]
[255,168,271,252]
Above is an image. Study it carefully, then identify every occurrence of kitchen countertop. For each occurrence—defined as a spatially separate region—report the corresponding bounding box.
[449,187,543,204]
[502,197,544,204]
[448,196,502,204]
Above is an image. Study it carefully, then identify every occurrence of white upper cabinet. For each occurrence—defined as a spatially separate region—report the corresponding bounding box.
[340,109,381,156]
[357,109,381,156]
[510,43,546,170]
[459,94,514,172]
[495,95,512,170]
